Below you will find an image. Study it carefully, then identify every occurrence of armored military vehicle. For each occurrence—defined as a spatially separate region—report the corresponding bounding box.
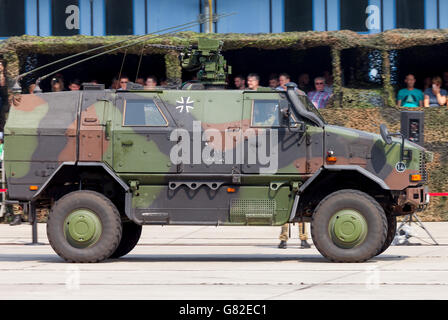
[3,37,431,263]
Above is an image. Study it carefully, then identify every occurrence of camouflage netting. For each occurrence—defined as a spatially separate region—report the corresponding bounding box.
[1,29,448,221]
[2,29,448,94]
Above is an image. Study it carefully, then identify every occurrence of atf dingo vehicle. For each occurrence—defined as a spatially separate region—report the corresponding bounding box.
[4,34,431,262]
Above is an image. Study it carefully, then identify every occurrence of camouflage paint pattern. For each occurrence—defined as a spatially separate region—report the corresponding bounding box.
[4,87,428,226]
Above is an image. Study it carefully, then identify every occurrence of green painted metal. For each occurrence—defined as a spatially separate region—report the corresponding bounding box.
[328,209,368,249]
[63,209,102,249]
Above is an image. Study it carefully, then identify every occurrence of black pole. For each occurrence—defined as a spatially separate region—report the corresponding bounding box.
[36,0,40,36]
[90,0,94,36]
[31,202,38,244]
[26,201,44,246]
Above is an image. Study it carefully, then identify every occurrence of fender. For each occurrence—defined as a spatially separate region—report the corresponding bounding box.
[297,166,390,194]
[288,165,390,222]
[33,161,133,220]
[320,165,390,190]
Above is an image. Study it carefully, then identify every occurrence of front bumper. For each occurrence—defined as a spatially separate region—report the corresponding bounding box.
[393,186,429,215]
[406,185,430,207]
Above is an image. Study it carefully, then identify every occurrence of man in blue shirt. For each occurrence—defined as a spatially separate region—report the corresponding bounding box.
[397,74,424,107]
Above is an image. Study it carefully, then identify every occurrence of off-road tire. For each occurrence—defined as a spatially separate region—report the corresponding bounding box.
[376,214,397,256]
[110,221,142,258]
[47,190,122,263]
[311,189,387,263]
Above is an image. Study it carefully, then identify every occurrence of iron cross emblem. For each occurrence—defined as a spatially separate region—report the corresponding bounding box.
[176,97,194,113]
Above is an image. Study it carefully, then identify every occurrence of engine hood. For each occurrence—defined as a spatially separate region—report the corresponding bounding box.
[324,125,426,190]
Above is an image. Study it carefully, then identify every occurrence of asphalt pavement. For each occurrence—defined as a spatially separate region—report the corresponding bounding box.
[0,222,447,300]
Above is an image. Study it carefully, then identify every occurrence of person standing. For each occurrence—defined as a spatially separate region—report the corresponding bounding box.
[298,73,311,93]
[424,76,447,107]
[234,75,246,90]
[268,74,279,89]
[68,79,82,91]
[0,60,5,108]
[276,73,291,91]
[0,59,9,130]
[397,74,424,108]
[278,223,311,249]
[247,73,260,91]
[307,77,331,109]
[118,75,130,91]
[51,75,65,92]
[144,75,157,89]
[323,70,334,94]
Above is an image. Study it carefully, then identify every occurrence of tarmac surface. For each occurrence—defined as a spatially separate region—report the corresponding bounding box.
[0,222,447,300]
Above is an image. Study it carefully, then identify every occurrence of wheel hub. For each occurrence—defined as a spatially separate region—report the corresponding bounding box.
[64,209,102,248]
[329,209,368,248]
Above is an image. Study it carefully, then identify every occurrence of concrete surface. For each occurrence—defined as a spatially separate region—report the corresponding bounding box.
[0,222,447,300]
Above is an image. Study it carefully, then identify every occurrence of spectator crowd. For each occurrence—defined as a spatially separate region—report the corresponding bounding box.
[14,70,335,109]
[2,54,448,110]
[234,71,334,109]
[397,73,448,108]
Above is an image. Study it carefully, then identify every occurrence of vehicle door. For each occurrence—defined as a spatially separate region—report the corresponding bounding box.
[111,92,176,174]
[241,92,323,175]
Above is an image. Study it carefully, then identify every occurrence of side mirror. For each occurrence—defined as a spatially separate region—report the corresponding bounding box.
[380,124,393,145]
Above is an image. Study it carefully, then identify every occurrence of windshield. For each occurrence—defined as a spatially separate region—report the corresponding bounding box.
[296,94,326,124]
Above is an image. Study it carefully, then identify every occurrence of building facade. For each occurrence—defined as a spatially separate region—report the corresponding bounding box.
[0,0,445,39]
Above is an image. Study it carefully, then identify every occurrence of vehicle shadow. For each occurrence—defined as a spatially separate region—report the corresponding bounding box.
[115,253,407,263]
[0,253,408,263]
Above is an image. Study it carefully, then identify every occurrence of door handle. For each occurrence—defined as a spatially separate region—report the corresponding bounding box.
[121,140,134,146]
[105,120,112,140]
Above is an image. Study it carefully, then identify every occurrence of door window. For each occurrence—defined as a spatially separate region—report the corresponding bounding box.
[251,99,300,127]
[123,100,167,126]
[251,100,281,127]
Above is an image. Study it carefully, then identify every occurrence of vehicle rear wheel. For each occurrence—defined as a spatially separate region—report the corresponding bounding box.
[311,189,387,262]
[47,190,122,263]
[376,214,397,256]
[110,221,142,258]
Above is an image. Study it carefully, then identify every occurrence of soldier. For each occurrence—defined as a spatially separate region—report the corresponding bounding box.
[278,222,311,249]
[9,204,23,226]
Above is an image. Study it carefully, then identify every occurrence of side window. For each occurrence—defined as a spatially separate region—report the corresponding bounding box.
[251,100,280,127]
[123,100,168,126]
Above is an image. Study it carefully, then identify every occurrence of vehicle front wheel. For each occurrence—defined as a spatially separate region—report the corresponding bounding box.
[376,214,397,256]
[110,221,142,259]
[311,189,387,263]
[47,190,122,263]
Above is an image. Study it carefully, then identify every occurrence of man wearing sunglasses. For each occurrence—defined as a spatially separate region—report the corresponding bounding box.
[119,75,130,90]
[307,77,331,109]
